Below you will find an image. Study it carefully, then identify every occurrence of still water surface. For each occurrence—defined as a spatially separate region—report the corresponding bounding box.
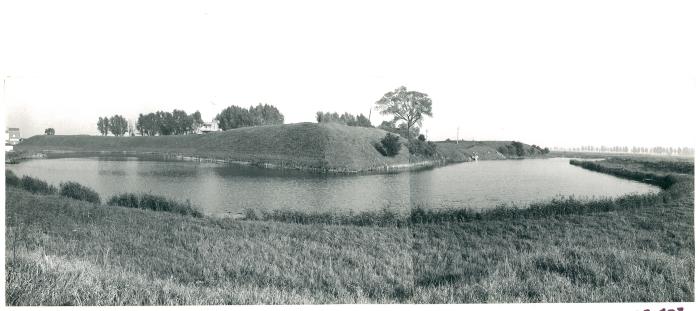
[7,156,658,216]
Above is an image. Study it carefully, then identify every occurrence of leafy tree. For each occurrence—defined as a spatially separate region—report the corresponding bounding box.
[44,128,55,135]
[172,109,191,135]
[355,114,372,127]
[97,117,110,136]
[375,86,433,140]
[378,120,419,140]
[374,133,402,157]
[136,113,158,136]
[250,103,284,126]
[136,114,144,136]
[155,111,175,135]
[191,111,204,132]
[108,115,129,136]
[512,141,525,157]
[216,106,251,130]
[409,139,437,157]
[396,123,419,140]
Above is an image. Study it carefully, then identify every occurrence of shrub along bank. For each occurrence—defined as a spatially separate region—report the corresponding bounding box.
[108,193,203,217]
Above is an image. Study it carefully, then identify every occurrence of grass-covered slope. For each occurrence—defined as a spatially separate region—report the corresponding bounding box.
[16,123,410,172]
[434,140,546,162]
[435,142,506,161]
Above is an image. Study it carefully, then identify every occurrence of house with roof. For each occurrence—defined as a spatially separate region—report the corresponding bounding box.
[197,119,220,134]
[5,127,20,145]
[5,127,20,151]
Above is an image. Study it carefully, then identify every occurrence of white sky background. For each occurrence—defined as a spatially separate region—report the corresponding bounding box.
[1,0,698,148]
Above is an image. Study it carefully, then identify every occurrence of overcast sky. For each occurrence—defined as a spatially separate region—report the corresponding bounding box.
[1,0,698,148]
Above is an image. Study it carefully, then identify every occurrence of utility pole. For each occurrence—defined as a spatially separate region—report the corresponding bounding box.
[456,127,459,144]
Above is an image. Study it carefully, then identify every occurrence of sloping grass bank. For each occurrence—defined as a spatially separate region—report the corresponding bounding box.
[15,123,412,172]
[5,157,694,304]
[15,124,553,173]
[434,141,548,162]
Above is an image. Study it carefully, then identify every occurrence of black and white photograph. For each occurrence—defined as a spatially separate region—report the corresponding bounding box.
[1,0,697,308]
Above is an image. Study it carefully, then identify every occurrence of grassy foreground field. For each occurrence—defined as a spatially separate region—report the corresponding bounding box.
[5,157,694,305]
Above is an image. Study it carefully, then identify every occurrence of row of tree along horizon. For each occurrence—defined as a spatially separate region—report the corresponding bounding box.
[552,145,694,157]
[88,112,694,157]
[94,106,425,141]
[93,86,436,141]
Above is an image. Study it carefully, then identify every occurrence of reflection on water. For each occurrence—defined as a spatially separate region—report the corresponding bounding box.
[7,156,659,216]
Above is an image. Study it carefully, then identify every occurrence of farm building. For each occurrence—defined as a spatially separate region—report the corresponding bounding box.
[5,127,20,145]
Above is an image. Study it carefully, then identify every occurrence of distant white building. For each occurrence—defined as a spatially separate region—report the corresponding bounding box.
[197,119,220,134]
[5,127,20,145]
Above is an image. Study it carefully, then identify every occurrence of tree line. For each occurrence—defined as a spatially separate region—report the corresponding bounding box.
[566,145,694,156]
[136,110,203,136]
[215,103,284,130]
[315,111,372,127]
[95,104,285,136]
[92,85,434,138]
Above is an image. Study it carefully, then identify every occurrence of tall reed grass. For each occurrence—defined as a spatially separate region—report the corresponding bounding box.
[6,169,20,187]
[59,182,101,204]
[108,193,203,217]
[569,159,685,189]
[15,174,57,195]
[5,171,101,204]
[5,171,202,217]
[606,157,694,175]
[242,189,675,227]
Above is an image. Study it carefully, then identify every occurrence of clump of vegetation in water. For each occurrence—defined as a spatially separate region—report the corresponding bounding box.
[374,133,402,157]
[108,193,203,218]
[59,181,101,204]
